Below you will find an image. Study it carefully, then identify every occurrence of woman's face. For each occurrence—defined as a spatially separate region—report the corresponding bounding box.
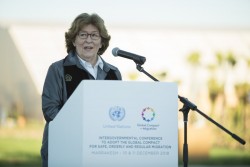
[73,24,102,65]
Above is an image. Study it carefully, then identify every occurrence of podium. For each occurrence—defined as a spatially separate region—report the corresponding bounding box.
[49,80,178,167]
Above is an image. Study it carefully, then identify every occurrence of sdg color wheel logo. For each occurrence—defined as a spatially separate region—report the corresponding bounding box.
[109,106,125,121]
[141,107,155,122]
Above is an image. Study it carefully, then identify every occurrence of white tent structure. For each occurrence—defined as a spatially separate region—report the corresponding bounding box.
[0,25,41,119]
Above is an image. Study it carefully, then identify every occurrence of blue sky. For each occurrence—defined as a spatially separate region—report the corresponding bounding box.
[1,0,250,28]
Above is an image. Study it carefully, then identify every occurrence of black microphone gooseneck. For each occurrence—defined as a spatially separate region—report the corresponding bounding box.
[115,49,246,167]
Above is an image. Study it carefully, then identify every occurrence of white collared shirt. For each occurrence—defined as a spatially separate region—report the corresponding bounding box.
[77,56,104,79]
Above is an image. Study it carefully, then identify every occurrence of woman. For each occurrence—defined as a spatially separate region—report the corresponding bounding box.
[41,13,122,167]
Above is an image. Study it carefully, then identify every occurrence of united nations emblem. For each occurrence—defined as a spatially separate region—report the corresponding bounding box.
[109,106,125,121]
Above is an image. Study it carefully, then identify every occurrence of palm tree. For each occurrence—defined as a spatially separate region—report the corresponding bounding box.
[186,51,201,97]
[186,51,201,124]
[215,51,237,123]
[234,56,250,140]
[234,83,250,141]
[224,52,237,122]
[207,76,223,118]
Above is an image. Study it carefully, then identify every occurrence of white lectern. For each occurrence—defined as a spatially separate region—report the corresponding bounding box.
[49,80,178,167]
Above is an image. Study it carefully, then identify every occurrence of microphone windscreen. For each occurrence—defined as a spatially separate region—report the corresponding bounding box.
[112,47,119,56]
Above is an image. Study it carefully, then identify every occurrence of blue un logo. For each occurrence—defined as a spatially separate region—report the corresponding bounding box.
[109,106,125,121]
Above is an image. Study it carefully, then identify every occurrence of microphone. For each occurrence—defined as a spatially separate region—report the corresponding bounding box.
[112,47,146,65]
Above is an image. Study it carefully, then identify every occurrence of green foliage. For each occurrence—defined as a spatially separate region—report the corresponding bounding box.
[215,51,237,67]
[216,52,224,65]
[186,51,201,66]
[0,138,41,166]
[207,78,223,103]
[235,83,250,104]
[226,52,237,67]
[0,121,43,167]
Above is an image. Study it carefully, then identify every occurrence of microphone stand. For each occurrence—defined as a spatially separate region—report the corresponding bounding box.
[136,64,246,167]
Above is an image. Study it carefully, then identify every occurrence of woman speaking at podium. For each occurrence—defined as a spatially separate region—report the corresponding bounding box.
[40,13,122,167]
